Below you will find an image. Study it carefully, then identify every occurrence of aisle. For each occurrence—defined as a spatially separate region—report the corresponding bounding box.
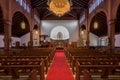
[46,50,74,80]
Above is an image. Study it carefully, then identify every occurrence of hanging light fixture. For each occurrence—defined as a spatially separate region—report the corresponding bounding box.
[94,15,98,29]
[48,0,72,17]
[94,21,98,29]
[21,7,26,30]
[21,20,26,30]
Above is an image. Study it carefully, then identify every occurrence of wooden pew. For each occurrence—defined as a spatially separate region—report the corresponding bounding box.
[75,61,120,80]
[64,47,120,73]
[0,56,49,73]
[29,69,38,80]
[0,47,56,73]
[64,47,120,80]
[83,69,92,80]
[71,58,120,73]
[0,62,45,80]
[0,48,56,80]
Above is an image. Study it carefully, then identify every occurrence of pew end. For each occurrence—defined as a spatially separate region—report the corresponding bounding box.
[83,69,93,80]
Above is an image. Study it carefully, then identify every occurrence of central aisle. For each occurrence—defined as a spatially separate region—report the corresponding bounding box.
[46,50,74,80]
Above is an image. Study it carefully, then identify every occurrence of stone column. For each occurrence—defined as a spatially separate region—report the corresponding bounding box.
[4,20,11,52]
[29,9,34,48]
[39,21,41,44]
[30,30,33,48]
[85,8,90,48]
[78,20,80,40]
[108,19,116,51]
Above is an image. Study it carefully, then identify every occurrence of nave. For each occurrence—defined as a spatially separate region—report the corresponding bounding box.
[0,0,120,80]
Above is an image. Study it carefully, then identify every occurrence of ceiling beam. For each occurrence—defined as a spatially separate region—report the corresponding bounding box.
[33,0,47,7]
[43,12,53,19]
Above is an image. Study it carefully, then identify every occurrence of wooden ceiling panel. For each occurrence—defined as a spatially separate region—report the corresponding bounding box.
[30,0,90,20]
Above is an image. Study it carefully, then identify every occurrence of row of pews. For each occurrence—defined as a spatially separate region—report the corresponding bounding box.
[0,48,56,80]
[64,47,120,80]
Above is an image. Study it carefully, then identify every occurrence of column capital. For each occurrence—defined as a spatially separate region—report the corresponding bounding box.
[108,19,116,25]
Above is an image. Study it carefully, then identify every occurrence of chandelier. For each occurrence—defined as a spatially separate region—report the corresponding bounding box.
[48,0,72,17]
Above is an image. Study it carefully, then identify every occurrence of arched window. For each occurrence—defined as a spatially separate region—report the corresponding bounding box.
[50,26,69,40]
[57,32,63,40]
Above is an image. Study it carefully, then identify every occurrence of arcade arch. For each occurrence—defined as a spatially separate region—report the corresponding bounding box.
[89,11,108,46]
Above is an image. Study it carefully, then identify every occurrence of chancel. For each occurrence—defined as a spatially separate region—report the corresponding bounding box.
[0,0,120,80]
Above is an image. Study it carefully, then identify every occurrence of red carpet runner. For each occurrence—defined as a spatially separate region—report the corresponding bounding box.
[46,50,74,80]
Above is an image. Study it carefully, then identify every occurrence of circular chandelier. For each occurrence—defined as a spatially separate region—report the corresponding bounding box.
[48,0,72,17]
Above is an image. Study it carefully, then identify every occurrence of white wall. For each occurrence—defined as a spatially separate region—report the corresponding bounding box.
[0,35,4,47]
[98,34,120,47]
[69,26,79,42]
[89,33,99,46]
[115,34,120,47]
[98,36,108,46]
[0,35,21,47]
[41,20,79,42]
[0,33,31,47]
[20,33,30,46]
[11,37,21,47]
[80,31,99,46]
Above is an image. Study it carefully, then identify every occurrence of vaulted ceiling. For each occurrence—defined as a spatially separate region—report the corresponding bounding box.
[29,0,90,20]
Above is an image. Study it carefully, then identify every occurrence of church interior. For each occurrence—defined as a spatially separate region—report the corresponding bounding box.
[0,0,120,80]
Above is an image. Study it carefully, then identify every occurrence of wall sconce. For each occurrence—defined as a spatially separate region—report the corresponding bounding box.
[21,21,26,30]
[33,25,39,34]
[35,30,38,34]
[94,21,98,29]
[94,15,98,29]
[81,30,84,35]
